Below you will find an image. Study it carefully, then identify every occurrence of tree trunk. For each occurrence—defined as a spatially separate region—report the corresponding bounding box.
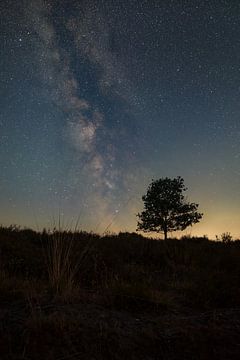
[164,228,167,240]
[163,217,168,240]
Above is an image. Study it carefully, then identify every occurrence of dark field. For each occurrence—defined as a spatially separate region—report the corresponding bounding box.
[0,226,240,359]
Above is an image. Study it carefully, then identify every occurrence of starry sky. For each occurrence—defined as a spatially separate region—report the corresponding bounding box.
[1,0,240,238]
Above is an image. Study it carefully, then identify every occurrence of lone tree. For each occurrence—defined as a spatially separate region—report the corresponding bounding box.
[137,176,203,240]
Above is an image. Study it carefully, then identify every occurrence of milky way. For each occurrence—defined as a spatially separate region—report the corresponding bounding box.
[1,0,240,237]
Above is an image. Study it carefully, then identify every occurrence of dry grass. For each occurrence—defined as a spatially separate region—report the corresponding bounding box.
[44,227,95,299]
[45,230,77,297]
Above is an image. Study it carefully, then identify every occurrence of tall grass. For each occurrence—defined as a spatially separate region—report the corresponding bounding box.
[43,219,94,298]
[45,230,77,296]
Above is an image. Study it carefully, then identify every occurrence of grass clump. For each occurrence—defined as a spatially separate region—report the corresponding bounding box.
[45,230,77,297]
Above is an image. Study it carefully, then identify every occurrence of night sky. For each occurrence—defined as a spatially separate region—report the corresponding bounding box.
[1,0,240,238]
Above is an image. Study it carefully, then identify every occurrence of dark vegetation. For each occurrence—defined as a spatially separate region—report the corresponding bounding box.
[0,225,240,359]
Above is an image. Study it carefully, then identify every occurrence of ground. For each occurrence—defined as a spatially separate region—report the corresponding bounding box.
[0,227,240,359]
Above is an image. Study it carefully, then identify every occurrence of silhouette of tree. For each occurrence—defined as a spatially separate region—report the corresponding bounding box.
[137,176,203,240]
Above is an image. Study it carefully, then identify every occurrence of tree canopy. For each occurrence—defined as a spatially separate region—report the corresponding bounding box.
[137,176,203,239]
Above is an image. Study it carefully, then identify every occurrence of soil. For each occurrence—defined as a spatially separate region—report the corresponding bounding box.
[1,296,240,360]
